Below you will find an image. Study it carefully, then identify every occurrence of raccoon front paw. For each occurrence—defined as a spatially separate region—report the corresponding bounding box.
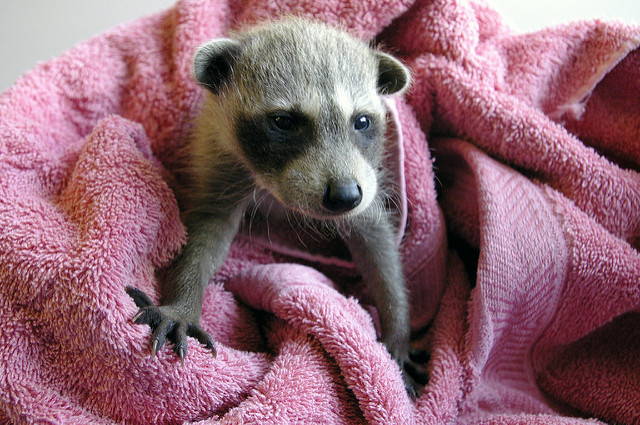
[400,349,430,398]
[126,286,216,365]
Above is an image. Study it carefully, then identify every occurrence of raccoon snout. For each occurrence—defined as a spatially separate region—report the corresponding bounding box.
[322,179,363,213]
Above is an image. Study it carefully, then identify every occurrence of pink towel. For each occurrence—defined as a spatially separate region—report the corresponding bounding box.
[1,0,639,424]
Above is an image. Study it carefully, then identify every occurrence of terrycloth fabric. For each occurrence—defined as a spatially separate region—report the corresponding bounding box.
[1,0,639,424]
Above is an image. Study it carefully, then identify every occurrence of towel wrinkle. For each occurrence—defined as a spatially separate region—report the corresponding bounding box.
[1,1,639,423]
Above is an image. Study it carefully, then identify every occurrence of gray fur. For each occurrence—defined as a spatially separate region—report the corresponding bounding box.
[127,18,425,394]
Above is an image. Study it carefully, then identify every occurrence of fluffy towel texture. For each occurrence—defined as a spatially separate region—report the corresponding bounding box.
[1,0,639,423]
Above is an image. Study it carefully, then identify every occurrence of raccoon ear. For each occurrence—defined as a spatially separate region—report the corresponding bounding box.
[375,51,410,95]
[193,38,242,94]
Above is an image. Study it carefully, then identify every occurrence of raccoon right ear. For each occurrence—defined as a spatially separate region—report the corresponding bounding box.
[375,51,410,95]
[193,38,242,95]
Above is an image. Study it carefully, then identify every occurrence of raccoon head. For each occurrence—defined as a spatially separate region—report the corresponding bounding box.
[193,19,409,220]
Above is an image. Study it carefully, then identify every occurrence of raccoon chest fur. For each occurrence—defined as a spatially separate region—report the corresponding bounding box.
[242,189,354,263]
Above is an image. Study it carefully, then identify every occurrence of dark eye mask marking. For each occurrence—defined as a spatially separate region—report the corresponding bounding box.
[236,112,313,173]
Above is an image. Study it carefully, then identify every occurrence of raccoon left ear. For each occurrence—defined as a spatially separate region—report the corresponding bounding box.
[375,51,410,95]
[193,38,242,95]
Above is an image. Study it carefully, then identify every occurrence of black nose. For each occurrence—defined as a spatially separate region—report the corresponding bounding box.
[322,179,362,212]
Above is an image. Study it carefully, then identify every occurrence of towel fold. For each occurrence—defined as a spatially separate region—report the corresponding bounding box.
[1,0,639,423]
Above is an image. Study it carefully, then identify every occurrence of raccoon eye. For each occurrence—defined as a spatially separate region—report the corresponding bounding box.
[270,113,296,132]
[354,115,371,131]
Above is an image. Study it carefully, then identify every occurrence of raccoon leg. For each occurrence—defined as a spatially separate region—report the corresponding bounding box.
[342,214,428,395]
[127,202,246,364]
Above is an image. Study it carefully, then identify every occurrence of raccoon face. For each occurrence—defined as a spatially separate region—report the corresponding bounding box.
[193,19,409,220]
[234,101,384,219]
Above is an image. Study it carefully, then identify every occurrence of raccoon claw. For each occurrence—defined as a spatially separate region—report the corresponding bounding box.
[132,310,145,323]
[150,339,159,359]
[401,349,430,398]
[126,286,217,363]
[178,346,185,368]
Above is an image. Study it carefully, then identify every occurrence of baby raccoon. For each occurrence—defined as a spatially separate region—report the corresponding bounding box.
[127,18,426,393]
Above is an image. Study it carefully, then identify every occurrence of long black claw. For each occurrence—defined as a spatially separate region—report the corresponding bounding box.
[151,339,159,359]
[150,319,175,359]
[132,310,145,323]
[206,341,217,359]
[178,347,185,368]
[189,326,216,358]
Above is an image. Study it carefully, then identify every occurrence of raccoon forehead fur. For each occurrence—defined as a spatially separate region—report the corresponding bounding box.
[191,18,410,220]
[195,19,409,106]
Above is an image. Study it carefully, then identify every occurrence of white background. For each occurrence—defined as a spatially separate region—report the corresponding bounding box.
[1,0,639,92]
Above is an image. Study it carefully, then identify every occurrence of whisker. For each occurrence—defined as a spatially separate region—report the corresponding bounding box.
[246,186,275,239]
[285,209,309,249]
[265,196,275,245]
